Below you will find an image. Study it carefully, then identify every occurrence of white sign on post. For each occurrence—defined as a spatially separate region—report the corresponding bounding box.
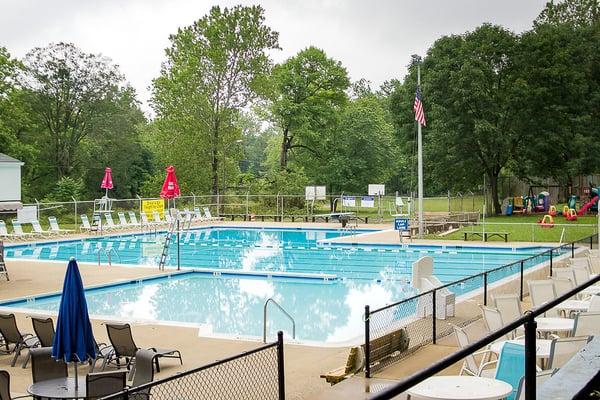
[17,205,37,223]
[342,196,356,207]
[361,196,375,208]
[368,184,385,196]
[305,186,327,200]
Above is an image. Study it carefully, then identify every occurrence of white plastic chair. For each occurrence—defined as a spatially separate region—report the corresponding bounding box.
[30,220,52,236]
[492,294,523,338]
[48,216,74,234]
[0,220,18,239]
[80,215,94,232]
[203,207,223,221]
[528,280,560,317]
[11,220,36,239]
[118,212,133,227]
[480,306,511,341]
[104,214,121,230]
[127,212,140,226]
[572,311,600,336]
[547,336,591,369]
[588,295,600,312]
[515,369,556,400]
[452,324,496,377]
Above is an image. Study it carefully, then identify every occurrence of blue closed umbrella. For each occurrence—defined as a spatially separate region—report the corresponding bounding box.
[52,258,96,388]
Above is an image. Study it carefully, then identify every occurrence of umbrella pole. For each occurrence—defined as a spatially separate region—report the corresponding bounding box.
[74,360,78,390]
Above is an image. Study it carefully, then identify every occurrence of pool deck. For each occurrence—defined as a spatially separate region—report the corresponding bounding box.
[0,221,559,398]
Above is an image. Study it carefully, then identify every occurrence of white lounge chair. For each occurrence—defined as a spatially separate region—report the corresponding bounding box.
[139,212,159,227]
[0,220,18,239]
[152,211,167,226]
[11,220,36,240]
[80,215,96,232]
[31,220,53,236]
[128,212,140,226]
[48,216,74,235]
[203,207,223,221]
[104,214,122,230]
[118,212,134,228]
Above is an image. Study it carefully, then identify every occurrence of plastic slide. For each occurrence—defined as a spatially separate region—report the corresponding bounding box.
[578,195,599,216]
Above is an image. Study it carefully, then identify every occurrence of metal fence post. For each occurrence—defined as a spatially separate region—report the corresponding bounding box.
[72,197,78,226]
[364,305,370,378]
[483,273,488,306]
[277,331,285,400]
[432,290,437,344]
[549,249,553,277]
[520,261,524,301]
[590,235,593,250]
[571,242,575,258]
[177,219,180,271]
[524,313,537,400]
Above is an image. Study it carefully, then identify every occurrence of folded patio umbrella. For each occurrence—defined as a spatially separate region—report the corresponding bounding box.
[52,258,96,389]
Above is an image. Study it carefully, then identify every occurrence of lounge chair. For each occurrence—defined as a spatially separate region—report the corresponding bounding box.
[193,207,206,222]
[0,241,8,281]
[547,336,591,369]
[127,349,156,399]
[10,220,36,240]
[203,207,223,221]
[319,346,364,385]
[104,214,122,230]
[90,338,115,373]
[30,347,67,383]
[104,323,182,376]
[0,369,31,400]
[152,211,167,226]
[30,317,54,347]
[86,370,127,399]
[0,221,18,240]
[118,212,135,228]
[48,216,74,235]
[128,212,140,226]
[30,220,53,237]
[80,215,99,232]
[0,313,39,367]
[139,212,158,228]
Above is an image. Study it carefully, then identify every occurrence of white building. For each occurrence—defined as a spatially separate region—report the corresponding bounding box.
[0,153,24,211]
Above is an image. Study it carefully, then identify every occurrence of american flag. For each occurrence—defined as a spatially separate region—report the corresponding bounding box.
[413,87,426,126]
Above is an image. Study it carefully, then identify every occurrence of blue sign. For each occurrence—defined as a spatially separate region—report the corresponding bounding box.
[394,218,409,231]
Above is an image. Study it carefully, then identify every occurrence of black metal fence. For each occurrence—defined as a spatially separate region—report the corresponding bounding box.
[364,233,597,377]
[101,331,285,400]
[370,266,600,400]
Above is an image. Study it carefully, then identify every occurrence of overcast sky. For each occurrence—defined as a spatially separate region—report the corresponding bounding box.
[1,0,548,115]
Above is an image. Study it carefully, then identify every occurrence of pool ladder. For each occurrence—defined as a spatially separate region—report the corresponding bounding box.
[263,298,295,343]
[158,220,178,271]
[97,248,120,267]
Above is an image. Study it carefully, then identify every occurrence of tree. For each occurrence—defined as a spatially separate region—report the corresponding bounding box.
[152,5,279,196]
[22,42,124,182]
[270,47,349,169]
[419,25,524,214]
[535,0,599,27]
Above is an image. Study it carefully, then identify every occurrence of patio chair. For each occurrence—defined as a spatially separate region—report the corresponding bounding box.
[572,311,600,336]
[0,221,18,240]
[492,293,523,339]
[494,342,525,400]
[139,212,158,227]
[104,214,122,230]
[452,324,496,377]
[588,295,600,312]
[10,221,35,240]
[0,313,39,367]
[86,370,127,399]
[47,216,74,235]
[127,349,156,398]
[480,306,511,341]
[0,369,31,400]
[203,207,223,221]
[193,208,206,222]
[30,347,67,383]
[550,276,574,297]
[118,212,134,228]
[80,215,98,232]
[128,212,140,226]
[527,280,560,317]
[547,336,591,369]
[515,368,556,400]
[30,317,54,347]
[0,241,8,282]
[104,323,182,376]
[319,346,364,385]
[30,220,52,237]
[89,337,115,373]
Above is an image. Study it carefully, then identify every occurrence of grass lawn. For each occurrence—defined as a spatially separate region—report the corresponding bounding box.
[431,214,598,243]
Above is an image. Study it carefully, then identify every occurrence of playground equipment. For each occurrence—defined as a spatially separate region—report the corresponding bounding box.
[538,214,555,228]
[577,187,599,216]
[534,191,550,213]
[549,205,558,217]
[565,208,578,221]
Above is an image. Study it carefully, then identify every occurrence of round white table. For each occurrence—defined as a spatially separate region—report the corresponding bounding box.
[556,299,590,313]
[534,317,574,334]
[581,285,600,295]
[406,376,513,400]
[489,339,551,359]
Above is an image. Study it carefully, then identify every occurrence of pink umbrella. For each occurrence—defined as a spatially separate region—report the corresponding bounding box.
[160,165,181,199]
[100,167,113,197]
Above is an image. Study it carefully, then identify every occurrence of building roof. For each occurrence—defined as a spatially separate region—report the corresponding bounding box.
[0,153,22,163]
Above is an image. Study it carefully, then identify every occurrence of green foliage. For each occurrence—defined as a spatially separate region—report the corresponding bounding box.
[43,176,84,202]
[270,46,349,168]
[535,0,599,27]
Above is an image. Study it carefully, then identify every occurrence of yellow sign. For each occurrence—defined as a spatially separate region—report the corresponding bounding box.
[142,199,165,219]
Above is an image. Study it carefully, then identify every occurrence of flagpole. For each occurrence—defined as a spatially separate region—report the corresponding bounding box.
[417,63,424,238]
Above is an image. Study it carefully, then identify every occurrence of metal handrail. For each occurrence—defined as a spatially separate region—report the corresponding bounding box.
[96,248,119,267]
[263,298,295,343]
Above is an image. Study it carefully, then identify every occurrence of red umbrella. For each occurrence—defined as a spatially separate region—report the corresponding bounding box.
[160,165,181,199]
[100,167,113,197]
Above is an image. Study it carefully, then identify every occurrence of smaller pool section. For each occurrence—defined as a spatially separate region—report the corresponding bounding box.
[2,227,555,343]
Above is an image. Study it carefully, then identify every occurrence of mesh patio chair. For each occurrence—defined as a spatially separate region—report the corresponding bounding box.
[86,370,127,399]
[588,295,600,312]
[30,347,67,383]
[47,216,74,235]
[547,336,591,369]
[104,323,182,376]
[0,369,31,400]
[515,368,556,400]
[452,324,496,377]
[127,212,140,226]
[492,294,523,339]
[0,313,39,368]
[494,342,525,400]
[480,306,511,341]
[572,311,600,336]
[127,349,156,399]
[527,280,560,317]
[30,317,54,347]
[90,338,115,373]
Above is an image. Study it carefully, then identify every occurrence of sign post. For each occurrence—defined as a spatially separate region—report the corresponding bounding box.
[394,218,410,243]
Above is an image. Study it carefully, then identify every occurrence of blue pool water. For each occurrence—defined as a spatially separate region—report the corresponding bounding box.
[2,227,553,343]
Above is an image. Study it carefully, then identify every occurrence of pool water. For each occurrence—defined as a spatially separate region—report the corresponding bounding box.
[2,227,552,343]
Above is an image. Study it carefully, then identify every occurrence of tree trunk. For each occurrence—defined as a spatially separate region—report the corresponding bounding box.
[280,127,289,169]
[489,172,502,215]
[211,118,220,196]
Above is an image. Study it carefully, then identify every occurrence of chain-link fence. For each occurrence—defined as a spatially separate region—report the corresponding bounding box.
[364,233,597,377]
[101,332,284,400]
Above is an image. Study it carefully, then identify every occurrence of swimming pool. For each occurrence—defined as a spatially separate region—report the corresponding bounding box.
[2,227,553,343]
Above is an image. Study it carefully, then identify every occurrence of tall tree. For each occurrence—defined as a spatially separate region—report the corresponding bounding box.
[535,0,599,27]
[270,47,349,169]
[152,5,279,196]
[23,42,123,181]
